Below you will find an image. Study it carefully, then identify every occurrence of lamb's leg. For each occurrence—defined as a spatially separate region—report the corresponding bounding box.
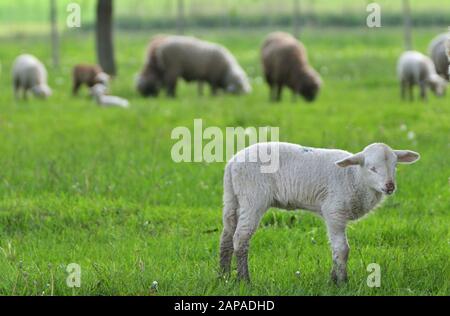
[198,82,204,96]
[419,81,427,101]
[325,218,349,284]
[408,82,414,101]
[400,80,406,100]
[219,207,237,275]
[233,207,265,282]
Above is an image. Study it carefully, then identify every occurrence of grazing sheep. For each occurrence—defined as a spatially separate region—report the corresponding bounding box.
[136,35,251,97]
[397,51,447,101]
[72,64,109,95]
[445,37,450,77]
[220,142,420,283]
[428,32,450,80]
[261,32,322,102]
[12,54,52,100]
[90,83,129,108]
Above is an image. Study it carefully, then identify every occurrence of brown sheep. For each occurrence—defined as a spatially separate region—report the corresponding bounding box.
[72,64,109,95]
[136,35,167,97]
[136,35,251,98]
[261,32,322,102]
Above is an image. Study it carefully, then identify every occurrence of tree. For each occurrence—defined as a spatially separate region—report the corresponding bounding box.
[96,0,116,75]
[292,0,301,38]
[50,0,60,68]
[402,0,412,50]
[176,0,185,35]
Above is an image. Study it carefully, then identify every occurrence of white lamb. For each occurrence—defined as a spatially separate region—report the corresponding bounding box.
[397,50,447,101]
[220,142,420,283]
[90,84,129,108]
[12,54,52,100]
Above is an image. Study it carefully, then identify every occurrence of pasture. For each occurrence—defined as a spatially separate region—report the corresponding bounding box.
[0,26,449,295]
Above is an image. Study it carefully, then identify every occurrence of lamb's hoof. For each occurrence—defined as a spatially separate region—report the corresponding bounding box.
[331,270,348,286]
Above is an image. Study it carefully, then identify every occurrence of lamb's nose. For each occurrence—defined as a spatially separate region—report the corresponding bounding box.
[385,182,395,193]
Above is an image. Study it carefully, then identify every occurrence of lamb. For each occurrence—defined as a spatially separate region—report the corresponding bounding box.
[90,83,129,108]
[428,32,450,81]
[397,51,447,101]
[261,32,322,102]
[136,35,251,97]
[12,54,52,100]
[72,64,109,95]
[220,142,420,283]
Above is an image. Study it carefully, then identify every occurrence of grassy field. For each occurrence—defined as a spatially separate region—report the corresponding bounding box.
[0,26,449,295]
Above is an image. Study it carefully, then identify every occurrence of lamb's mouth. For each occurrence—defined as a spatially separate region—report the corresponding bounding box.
[381,188,395,195]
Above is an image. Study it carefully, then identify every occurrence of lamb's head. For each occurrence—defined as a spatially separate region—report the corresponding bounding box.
[428,74,447,97]
[31,84,52,99]
[136,70,160,97]
[335,143,420,195]
[95,72,110,86]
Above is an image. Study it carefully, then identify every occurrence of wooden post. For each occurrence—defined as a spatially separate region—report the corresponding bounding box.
[293,0,301,38]
[176,0,184,35]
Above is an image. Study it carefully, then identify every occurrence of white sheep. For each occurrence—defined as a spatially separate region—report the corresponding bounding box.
[220,142,420,283]
[397,51,447,101]
[12,54,52,100]
[428,32,450,80]
[90,84,129,108]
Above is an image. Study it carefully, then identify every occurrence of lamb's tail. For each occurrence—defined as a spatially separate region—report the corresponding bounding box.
[222,163,238,231]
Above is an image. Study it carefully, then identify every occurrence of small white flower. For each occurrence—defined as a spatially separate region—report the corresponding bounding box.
[407,131,415,140]
[399,124,407,131]
[295,270,301,278]
[151,280,158,288]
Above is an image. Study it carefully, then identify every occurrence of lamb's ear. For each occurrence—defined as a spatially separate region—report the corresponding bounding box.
[394,150,420,164]
[335,153,365,167]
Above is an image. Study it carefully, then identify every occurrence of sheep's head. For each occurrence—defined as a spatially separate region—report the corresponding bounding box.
[136,71,160,97]
[297,68,322,102]
[335,143,420,195]
[428,74,447,97]
[225,69,252,95]
[31,84,52,99]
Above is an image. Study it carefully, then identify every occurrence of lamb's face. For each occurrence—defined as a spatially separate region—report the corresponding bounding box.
[226,71,251,95]
[32,84,52,99]
[428,74,447,97]
[335,143,420,195]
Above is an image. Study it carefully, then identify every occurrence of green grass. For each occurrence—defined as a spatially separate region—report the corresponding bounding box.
[0,26,449,295]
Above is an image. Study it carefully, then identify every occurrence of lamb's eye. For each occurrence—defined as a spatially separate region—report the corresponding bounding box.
[370,167,377,173]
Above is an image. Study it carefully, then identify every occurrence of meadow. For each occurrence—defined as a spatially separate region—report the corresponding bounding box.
[0,26,449,295]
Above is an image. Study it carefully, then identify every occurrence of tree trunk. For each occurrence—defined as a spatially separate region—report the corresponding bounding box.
[293,0,301,38]
[176,0,184,35]
[96,0,116,75]
[50,0,59,68]
[402,0,412,50]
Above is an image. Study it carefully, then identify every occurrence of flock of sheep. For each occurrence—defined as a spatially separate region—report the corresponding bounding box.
[8,30,450,285]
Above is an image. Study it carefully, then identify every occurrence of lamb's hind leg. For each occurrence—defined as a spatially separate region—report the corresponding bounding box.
[233,203,267,282]
[219,206,237,275]
[325,216,349,284]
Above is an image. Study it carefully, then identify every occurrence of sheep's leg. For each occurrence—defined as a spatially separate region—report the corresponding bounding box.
[198,82,204,96]
[233,208,265,282]
[72,80,81,95]
[219,207,237,275]
[275,84,283,101]
[13,81,20,100]
[326,218,349,284]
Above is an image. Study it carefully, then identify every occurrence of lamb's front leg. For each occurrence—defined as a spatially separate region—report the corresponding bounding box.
[325,218,349,284]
